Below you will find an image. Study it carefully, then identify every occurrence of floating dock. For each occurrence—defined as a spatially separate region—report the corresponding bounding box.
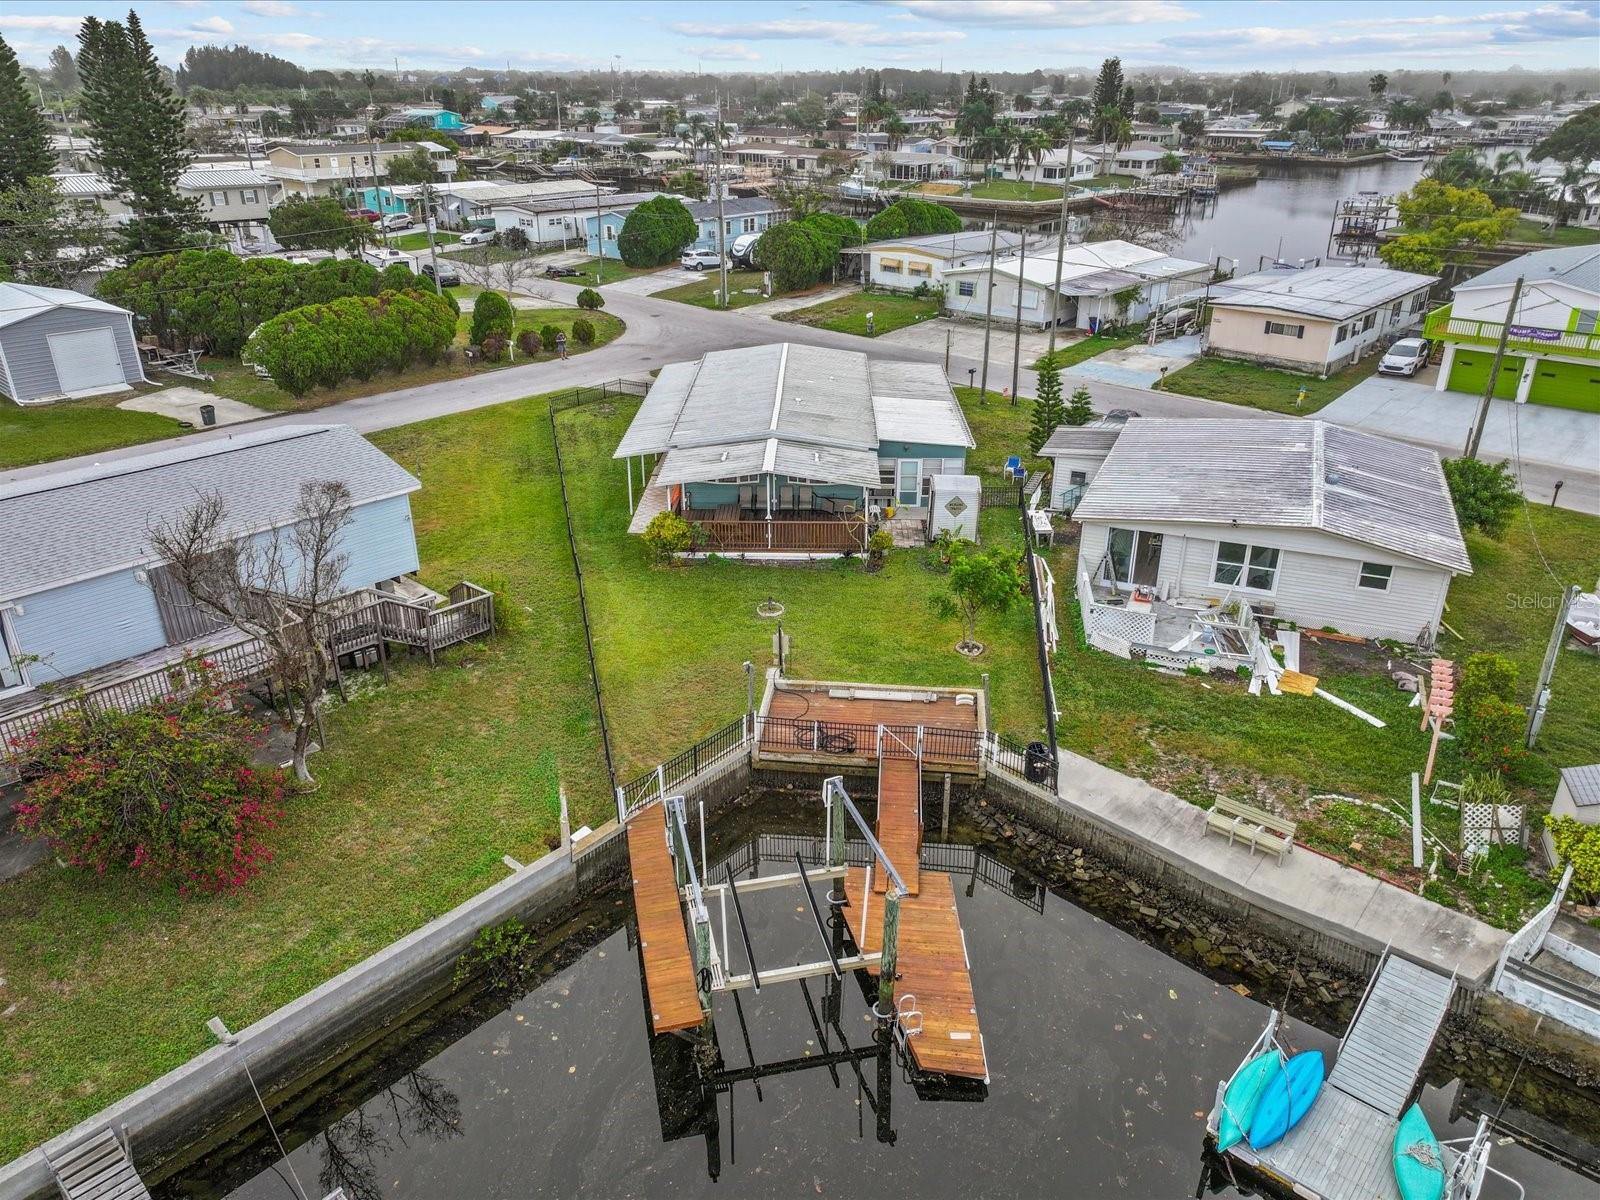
[627,801,704,1034]
[1210,954,1464,1200]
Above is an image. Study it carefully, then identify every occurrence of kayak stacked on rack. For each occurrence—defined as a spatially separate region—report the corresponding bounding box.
[1217,1047,1328,1152]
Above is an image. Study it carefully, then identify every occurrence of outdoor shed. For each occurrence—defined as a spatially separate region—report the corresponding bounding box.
[0,282,148,405]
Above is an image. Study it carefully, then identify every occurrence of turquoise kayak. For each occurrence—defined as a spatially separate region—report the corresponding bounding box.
[1218,1050,1283,1151]
[1393,1103,1447,1200]
[1248,1050,1325,1150]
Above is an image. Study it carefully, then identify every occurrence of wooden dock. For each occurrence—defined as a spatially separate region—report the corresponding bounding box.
[874,754,922,896]
[44,1127,152,1200]
[756,678,985,776]
[839,868,987,1080]
[627,803,704,1035]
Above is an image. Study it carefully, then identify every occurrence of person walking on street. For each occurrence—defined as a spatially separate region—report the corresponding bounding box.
[555,330,568,360]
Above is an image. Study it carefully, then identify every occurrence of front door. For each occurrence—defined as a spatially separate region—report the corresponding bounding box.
[896,459,921,508]
[1104,527,1163,590]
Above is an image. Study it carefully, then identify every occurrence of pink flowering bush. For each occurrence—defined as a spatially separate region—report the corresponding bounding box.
[13,665,286,894]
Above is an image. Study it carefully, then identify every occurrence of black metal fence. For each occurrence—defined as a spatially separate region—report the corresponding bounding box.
[755,715,984,766]
[616,715,751,818]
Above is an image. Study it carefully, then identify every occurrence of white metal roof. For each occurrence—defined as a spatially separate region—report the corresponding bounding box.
[1209,266,1439,320]
[0,281,130,330]
[1452,245,1600,297]
[856,230,1023,260]
[1071,418,1472,574]
[944,239,1210,292]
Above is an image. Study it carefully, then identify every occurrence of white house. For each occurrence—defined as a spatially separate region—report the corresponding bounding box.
[1070,418,1472,643]
[853,229,1023,292]
[1040,418,1130,512]
[1000,146,1097,186]
[943,239,1212,331]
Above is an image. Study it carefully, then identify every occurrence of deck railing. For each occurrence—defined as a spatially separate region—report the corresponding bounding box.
[1424,303,1600,362]
[616,714,752,820]
[691,517,867,553]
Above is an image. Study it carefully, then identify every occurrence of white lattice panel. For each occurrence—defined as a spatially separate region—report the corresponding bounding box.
[1461,802,1525,858]
[1088,604,1157,645]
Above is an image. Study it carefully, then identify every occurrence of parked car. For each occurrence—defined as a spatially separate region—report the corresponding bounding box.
[1377,337,1431,377]
[420,262,461,287]
[458,228,496,246]
[381,212,415,231]
[680,248,725,271]
[352,208,382,223]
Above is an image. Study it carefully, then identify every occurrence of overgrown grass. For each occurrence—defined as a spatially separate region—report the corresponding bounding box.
[655,269,770,309]
[1508,218,1600,247]
[776,289,940,337]
[0,394,182,469]
[390,230,461,252]
[0,394,608,1159]
[1032,328,1147,371]
[1158,355,1379,414]
[969,179,1064,201]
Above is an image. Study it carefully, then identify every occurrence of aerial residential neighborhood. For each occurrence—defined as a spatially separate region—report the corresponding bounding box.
[0,3,1597,1199]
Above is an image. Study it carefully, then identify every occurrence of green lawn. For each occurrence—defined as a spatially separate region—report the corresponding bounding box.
[1158,355,1380,414]
[567,257,665,286]
[0,394,183,469]
[654,269,770,310]
[1508,218,1600,247]
[777,290,941,338]
[0,394,609,1160]
[390,230,461,252]
[452,304,626,356]
[969,179,1064,201]
[1033,328,1147,371]
[1081,173,1139,190]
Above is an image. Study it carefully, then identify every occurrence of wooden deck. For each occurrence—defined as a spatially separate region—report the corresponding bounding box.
[839,868,987,1080]
[757,681,985,775]
[874,754,922,896]
[626,803,704,1035]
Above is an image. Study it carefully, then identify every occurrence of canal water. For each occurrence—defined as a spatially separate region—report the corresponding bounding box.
[165,801,1596,1200]
[1171,158,1429,273]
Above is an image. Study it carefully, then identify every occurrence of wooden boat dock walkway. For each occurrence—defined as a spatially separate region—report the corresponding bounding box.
[1220,954,1456,1200]
[626,802,704,1035]
[874,754,922,896]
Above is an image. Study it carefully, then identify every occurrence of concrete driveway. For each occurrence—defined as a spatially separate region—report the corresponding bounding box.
[1066,334,1202,389]
[601,267,697,297]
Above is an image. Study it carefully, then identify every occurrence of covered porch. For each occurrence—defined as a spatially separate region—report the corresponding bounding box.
[628,469,872,554]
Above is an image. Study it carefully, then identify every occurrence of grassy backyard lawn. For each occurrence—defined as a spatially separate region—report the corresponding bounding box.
[777,290,941,338]
[1158,355,1380,414]
[1508,218,1600,247]
[0,394,183,469]
[0,394,610,1160]
[969,179,1064,201]
[1081,174,1138,190]
[391,230,461,252]
[1032,328,1147,371]
[655,269,770,310]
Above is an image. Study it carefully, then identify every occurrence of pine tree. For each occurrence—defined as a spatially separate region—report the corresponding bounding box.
[78,12,201,253]
[1028,361,1065,455]
[1064,385,1094,427]
[0,35,54,191]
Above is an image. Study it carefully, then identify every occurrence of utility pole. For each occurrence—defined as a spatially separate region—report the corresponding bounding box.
[420,181,442,294]
[593,176,605,284]
[368,136,389,248]
[978,212,999,401]
[1464,274,1523,460]
[1046,129,1076,358]
[714,104,729,308]
[1010,228,1028,404]
[1526,584,1578,748]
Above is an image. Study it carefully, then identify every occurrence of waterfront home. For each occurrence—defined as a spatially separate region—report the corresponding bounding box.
[0,283,147,404]
[614,343,973,556]
[378,108,466,134]
[1426,246,1600,408]
[1203,265,1438,375]
[0,425,421,706]
[998,147,1097,186]
[870,150,962,182]
[1069,418,1471,644]
[852,228,1023,292]
[942,239,1212,331]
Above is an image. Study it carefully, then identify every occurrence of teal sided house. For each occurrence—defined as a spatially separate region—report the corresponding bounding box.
[584,196,787,259]
[614,343,974,556]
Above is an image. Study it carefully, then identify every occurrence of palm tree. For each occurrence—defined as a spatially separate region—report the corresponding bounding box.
[883,112,909,151]
[1543,160,1590,228]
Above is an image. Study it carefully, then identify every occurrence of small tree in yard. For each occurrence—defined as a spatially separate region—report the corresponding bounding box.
[1064,384,1094,427]
[641,511,695,563]
[575,287,604,311]
[1455,695,1525,775]
[932,542,1022,653]
[539,323,559,352]
[617,195,696,267]
[1441,457,1519,539]
[1028,360,1065,455]
[1546,817,1600,903]
[149,483,354,787]
[572,317,595,345]
[14,665,286,894]
[470,289,513,345]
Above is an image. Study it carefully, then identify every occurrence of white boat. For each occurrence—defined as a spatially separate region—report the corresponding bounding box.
[837,173,880,199]
[1387,150,1430,162]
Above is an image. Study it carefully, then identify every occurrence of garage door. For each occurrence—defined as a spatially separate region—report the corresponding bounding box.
[47,327,125,395]
[1447,349,1522,400]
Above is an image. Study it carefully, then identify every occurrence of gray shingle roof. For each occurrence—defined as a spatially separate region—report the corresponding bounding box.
[0,425,420,601]
[1453,246,1600,296]
[1208,266,1438,320]
[1071,418,1472,574]
[1040,426,1123,457]
[686,197,787,219]
[1560,764,1600,809]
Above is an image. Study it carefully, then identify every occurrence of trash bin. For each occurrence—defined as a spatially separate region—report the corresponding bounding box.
[199,404,216,427]
[1024,741,1053,784]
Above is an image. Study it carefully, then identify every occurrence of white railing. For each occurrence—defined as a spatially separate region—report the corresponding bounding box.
[1076,561,1157,652]
[1492,864,1572,989]
[1035,557,1059,655]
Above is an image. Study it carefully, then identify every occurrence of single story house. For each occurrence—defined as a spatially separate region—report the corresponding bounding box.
[852,229,1023,292]
[1425,246,1600,408]
[613,343,974,556]
[405,178,613,230]
[1105,142,1185,178]
[1000,147,1097,186]
[1069,418,1472,643]
[871,151,962,182]
[943,239,1212,331]
[728,143,849,177]
[1542,765,1600,860]
[1040,418,1129,512]
[1204,265,1438,375]
[685,197,788,252]
[578,192,668,258]
[0,283,148,405]
[379,108,466,133]
[0,424,421,699]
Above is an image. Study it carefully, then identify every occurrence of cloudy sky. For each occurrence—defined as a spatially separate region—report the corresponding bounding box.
[2,0,1596,74]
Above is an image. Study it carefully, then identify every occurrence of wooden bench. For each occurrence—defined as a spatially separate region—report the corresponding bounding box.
[1204,796,1296,863]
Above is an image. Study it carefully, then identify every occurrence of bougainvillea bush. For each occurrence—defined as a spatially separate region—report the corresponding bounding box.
[13,665,286,894]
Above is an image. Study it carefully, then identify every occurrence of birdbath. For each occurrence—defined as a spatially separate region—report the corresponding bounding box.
[756,596,784,618]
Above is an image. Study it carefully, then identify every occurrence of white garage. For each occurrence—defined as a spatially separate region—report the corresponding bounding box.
[0,282,148,405]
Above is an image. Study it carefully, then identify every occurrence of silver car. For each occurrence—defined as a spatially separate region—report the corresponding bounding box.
[1378,337,1431,377]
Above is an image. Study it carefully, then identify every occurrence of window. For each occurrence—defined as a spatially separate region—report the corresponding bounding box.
[1576,309,1599,335]
[208,191,226,207]
[1214,541,1280,591]
[742,217,757,233]
[604,225,617,241]
[1335,324,1351,343]
[880,257,903,275]
[1264,320,1304,339]
[957,280,975,297]
[908,261,932,277]
[1391,301,1403,319]
[241,189,259,205]
[1358,562,1393,591]
[1361,312,1376,331]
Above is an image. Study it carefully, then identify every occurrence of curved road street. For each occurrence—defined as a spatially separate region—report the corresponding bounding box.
[4,279,1595,513]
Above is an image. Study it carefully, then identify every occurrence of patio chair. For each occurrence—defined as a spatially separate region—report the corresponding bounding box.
[798,485,814,512]
[738,484,755,515]
[779,484,796,511]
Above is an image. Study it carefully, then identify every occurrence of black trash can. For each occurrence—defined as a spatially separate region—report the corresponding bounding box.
[199,404,216,427]
[1024,741,1053,783]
